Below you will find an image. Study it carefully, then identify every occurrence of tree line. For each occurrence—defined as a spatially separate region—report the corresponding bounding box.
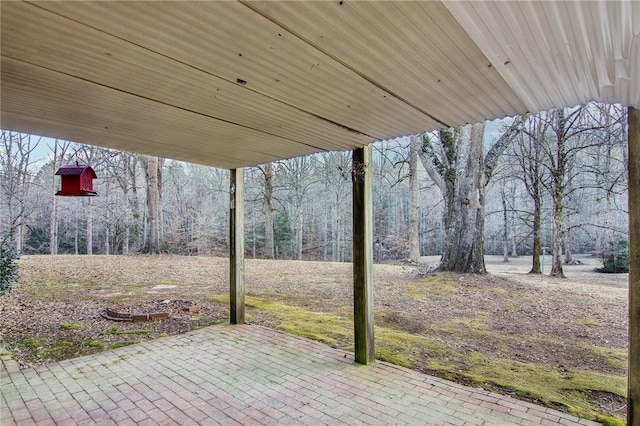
[0,102,629,275]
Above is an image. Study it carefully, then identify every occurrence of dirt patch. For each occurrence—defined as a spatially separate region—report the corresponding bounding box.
[582,390,628,416]
[0,297,227,368]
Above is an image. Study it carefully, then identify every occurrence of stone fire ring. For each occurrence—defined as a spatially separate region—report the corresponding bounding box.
[102,307,170,322]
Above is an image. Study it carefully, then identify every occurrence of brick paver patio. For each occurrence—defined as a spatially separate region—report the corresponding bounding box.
[1,324,599,425]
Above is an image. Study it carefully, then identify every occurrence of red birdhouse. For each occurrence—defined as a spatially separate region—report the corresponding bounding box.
[55,165,97,196]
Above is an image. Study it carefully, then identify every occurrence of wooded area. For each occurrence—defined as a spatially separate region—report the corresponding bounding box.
[0,102,629,274]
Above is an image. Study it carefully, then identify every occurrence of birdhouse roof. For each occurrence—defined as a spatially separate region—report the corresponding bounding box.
[55,165,97,177]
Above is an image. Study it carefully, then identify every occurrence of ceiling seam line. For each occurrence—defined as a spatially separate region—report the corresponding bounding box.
[238,0,452,129]
[2,54,333,153]
[22,1,375,142]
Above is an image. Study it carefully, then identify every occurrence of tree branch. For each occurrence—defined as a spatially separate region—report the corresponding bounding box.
[418,133,447,195]
[484,115,526,184]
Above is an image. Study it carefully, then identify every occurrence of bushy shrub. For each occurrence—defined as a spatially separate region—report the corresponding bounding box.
[598,238,629,274]
[0,238,19,296]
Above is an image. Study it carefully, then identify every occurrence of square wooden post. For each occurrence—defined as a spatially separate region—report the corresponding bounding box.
[352,145,375,364]
[629,106,639,426]
[230,168,245,324]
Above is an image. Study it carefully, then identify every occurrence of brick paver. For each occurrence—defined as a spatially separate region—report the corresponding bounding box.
[1,326,600,425]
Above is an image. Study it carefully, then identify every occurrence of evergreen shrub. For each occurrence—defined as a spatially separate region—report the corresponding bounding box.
[0,238,18,296]
[598,238,629,273]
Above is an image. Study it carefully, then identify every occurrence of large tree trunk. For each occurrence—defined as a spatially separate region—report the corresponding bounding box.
[296,213,303,260]
[263,163,275,259]
[142,155,162,254]
[530,196,542,274]
[408,135,420,262]
[157,158,165,248]
[419,118,520,273]
[419,125,485,273]
[550,190,565,277]
[549,109,567,277]
[128,157,143,252]
[439,124,487,273]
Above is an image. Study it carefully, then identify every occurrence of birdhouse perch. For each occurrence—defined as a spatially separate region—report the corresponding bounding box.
[55,165,98,196]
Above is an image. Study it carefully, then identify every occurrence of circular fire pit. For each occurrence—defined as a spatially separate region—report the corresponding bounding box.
[101,300,200,322]
[103,306,170,322]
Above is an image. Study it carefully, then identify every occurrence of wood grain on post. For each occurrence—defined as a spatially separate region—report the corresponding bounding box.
[629,106,639,426]
[230,168,245,325]
[352,146,375,364]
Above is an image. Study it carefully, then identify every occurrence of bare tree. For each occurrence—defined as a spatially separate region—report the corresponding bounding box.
[420,124,486,272]
[419,119,521,273]
[408,135,420,262]
[372,139,427,261]
[49,139,71,254]
[70,144,111,255]
[257,163,275,259]
[277,156,316,260]
[499,182,510,263]
[105,152,140,254]
[320,151,351,262]
[505,117,550,274]
[538,106,604,277]
[584,104,629,259]
[2,102,627,261]
[140,155,163,254]
[0,131,41,254]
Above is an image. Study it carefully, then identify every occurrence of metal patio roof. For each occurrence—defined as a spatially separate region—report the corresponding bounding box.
[1,1,638,169]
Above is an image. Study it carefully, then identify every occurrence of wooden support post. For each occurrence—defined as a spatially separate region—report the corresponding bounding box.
[352,145,375,364]
[230,168,245,325]
[629,106,639,426]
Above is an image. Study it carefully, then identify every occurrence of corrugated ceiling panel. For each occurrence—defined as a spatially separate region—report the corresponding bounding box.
[30,1,440,140]
[1,2,367,154]
[1,1,636,170]
[244,1,528,126]
[444,0,640,111]
[1,58,333,169]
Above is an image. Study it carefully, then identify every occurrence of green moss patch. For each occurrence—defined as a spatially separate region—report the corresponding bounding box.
[404,274,457,300]
[596,415,627,426]
[99,326,152,336]
[60,322,83,331]
[209,295,350,346]
[575,317,605,327]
